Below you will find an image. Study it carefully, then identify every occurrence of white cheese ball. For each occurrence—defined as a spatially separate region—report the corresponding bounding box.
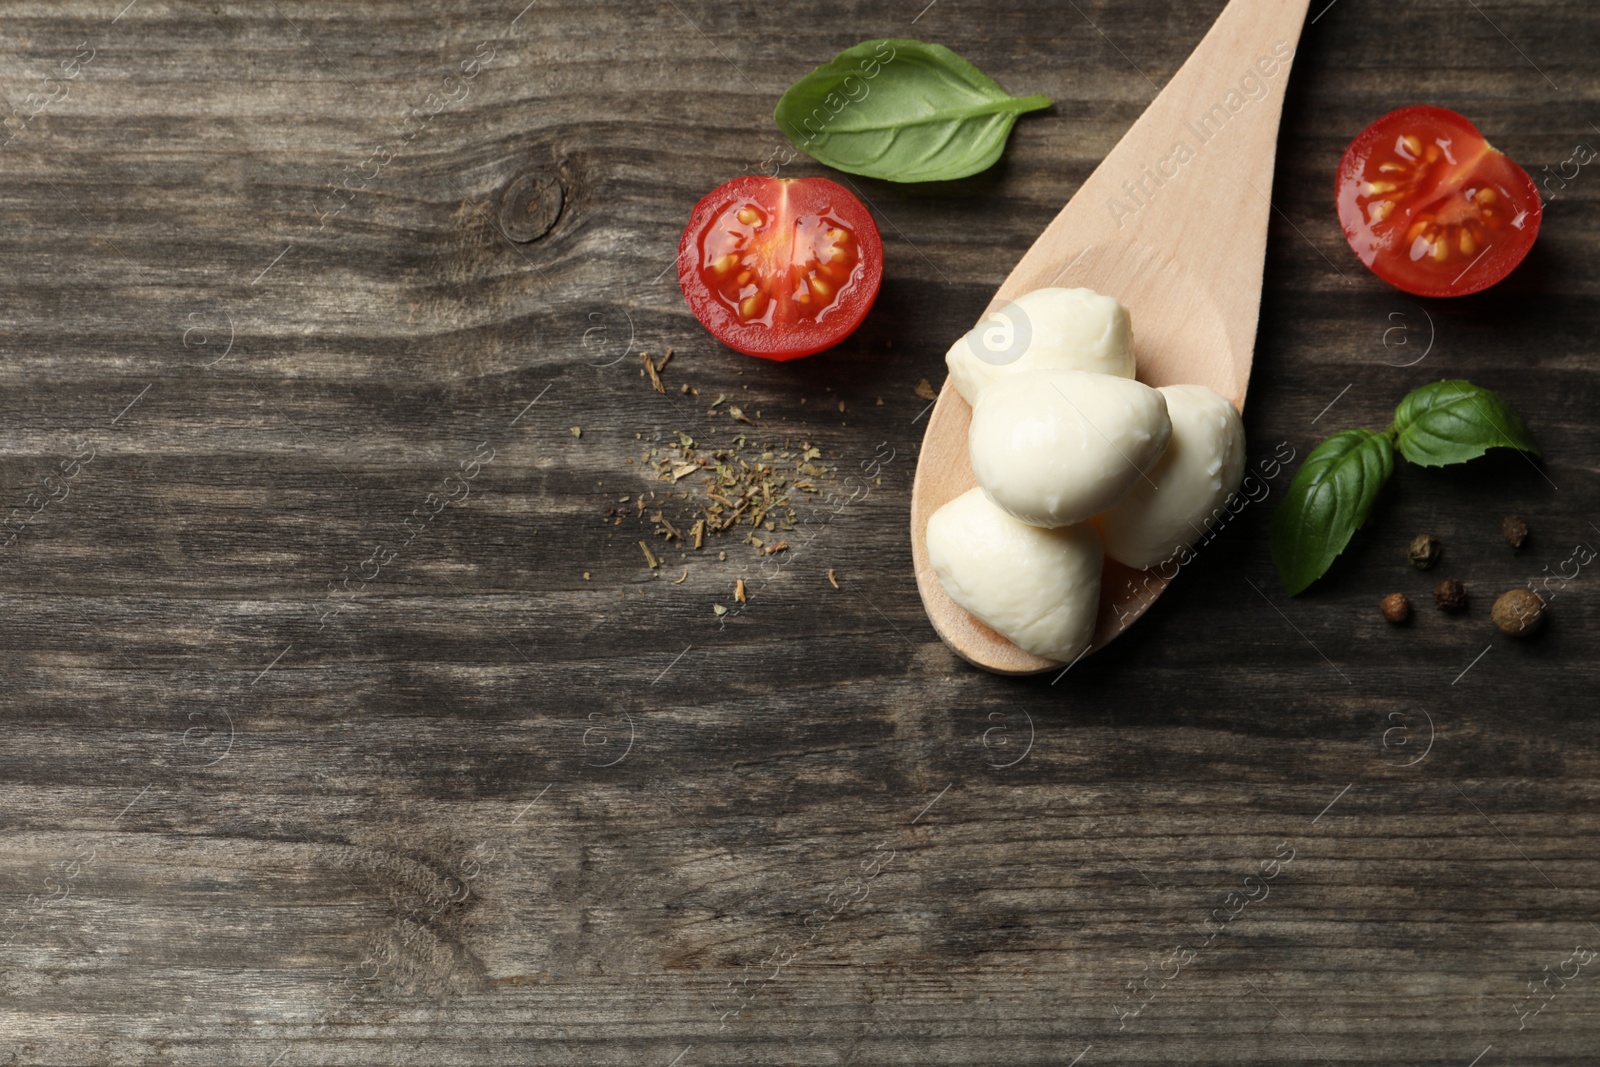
[927,488,1103,663]
[945,287,1134,405]
[968,370,1172,529]
[1095,384,1247,570]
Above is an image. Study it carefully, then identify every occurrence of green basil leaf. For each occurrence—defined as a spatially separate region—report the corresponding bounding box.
[1271,429,1395,596]
[774,39,1050,183]
[1391,379,1540,467]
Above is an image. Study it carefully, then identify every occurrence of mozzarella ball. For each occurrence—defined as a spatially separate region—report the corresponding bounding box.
[927,488,1103,663]
[945,287,1134,405]
[968,370,1171,529]
[1094,384,1247,570]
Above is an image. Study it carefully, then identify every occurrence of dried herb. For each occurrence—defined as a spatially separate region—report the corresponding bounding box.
[625,427,840,570]
[624,371,853,577]
[652,512,682,541]
[642,351,665,394]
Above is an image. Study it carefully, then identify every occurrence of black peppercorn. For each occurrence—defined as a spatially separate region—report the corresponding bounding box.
[1434,578,1468,613]
[1502,515,1529,549]
[1409,534,1442,570]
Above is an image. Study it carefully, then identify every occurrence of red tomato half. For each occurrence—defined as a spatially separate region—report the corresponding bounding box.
[678,176,883,360]
[1336,106,1541,297]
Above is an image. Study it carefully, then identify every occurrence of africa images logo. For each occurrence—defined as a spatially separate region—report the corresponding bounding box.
[1106,41,1296,229]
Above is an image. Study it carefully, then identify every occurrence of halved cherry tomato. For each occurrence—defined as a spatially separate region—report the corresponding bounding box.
[1336,106,1540,297]
[678,176,882,360]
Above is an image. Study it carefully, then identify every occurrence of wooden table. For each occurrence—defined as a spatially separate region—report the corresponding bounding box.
[3,1,1596,1063]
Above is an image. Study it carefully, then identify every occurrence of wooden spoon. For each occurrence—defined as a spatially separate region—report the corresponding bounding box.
[911,0,1313,674]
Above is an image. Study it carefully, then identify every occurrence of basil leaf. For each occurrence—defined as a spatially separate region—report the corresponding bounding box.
[1271,429,1395,596]
[774,39,1050,183]
[1391,379,1540,467]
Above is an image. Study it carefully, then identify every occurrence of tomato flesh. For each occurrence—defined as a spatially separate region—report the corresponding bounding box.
[1336,106,1540,297]
[679,176,882,360]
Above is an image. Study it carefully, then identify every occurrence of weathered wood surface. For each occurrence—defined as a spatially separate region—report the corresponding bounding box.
[1,1,1597,1063]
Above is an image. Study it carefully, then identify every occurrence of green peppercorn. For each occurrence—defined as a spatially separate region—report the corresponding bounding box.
[1408,534,1442,570]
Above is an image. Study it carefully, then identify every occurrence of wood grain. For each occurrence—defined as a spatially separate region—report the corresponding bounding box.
[2,0,1598,1064]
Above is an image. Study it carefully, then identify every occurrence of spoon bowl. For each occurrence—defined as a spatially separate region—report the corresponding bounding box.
[910,0,1312,674]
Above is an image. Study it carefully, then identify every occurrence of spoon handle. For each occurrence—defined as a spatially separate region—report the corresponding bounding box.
[997,0,1312,354]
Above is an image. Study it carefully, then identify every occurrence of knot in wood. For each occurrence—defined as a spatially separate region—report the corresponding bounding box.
[497,170,563,242]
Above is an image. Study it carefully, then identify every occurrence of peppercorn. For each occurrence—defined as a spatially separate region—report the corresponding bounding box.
[1408,534,1442,570]
[1492,588,1545,636]
[1380,592,1411,623]
[1502,515,1529,549]
[1433,578,1468,613]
